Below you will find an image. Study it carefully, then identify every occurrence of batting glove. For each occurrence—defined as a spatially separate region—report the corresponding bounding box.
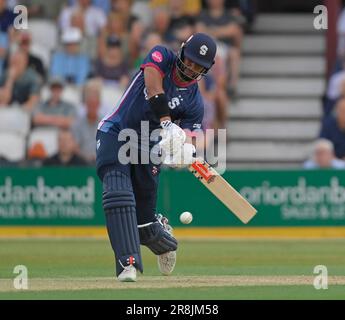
[163,143,196,168]
[159,120,186,157]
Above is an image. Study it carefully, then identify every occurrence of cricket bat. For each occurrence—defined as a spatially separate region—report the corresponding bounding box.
[188,158,257,224]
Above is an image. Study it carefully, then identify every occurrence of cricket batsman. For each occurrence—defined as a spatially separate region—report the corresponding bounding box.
[96,33,217,282]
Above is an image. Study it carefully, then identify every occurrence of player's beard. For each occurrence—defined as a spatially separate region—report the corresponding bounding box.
[175,58,205,82]
[175,63,195,82]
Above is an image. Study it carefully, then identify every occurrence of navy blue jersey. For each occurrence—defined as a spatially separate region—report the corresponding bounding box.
[98,45,204,148]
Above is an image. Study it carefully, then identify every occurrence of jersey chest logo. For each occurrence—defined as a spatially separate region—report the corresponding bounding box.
[168,95,184,109]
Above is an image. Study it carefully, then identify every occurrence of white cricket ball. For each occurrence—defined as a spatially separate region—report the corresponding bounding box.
[180,211,193,224]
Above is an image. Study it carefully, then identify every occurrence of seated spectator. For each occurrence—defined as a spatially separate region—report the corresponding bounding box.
[150,0,202,16]
[59,0,107,37]
[223,0,247,25]
[68,0,111,14]
[43,128,87,166]
[0,50,40,112]
[167,16,195,52]
[196,0,243,96]
[110,0,144,65]
[50,27,91,86]
[235,0,256,30]
[151,6,172,44]
[32,77,77,129]
[72,80,102,163]
[133,31,163,69]
[5,32,46,81]
[94,35,129,87]
[98,12,129,60]
[165,0,197,47]
[304,139,345,169]
[320,98,345,159]
[69,9,98,58]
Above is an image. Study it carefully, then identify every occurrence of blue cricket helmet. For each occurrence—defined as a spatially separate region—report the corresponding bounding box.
[183,33,217,69]
[176,33,217,81]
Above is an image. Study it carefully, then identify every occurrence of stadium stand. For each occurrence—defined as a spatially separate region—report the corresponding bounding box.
[0,0,250,166]
[228,13,325,168]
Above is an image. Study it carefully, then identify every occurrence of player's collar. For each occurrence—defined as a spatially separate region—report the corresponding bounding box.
[172,65,197,88]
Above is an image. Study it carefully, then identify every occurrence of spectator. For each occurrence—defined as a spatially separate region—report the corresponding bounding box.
[165,0,197,47]
[98,12,129,60]
[166,17,195,52]
[320,98,345,159]
[0,0,16,33]
[50,27,91,86]
[142,32,163,53]
[150,0,202,16]
[0,50,40,112]
[59,0,107,38]
[32,77,77,129]
[110,0,144,65]
[94,35,129,87]
[196,0,243,95]
[68,0,111,16]
[133,31,163,69]
[43,128,87,166]
[151,6,171,43]
[69,9,85,34]
[304,139,345,169]
[68,9,98,58]
[233,0,256,30]
[5,32,46,81]
[72,80,102,163]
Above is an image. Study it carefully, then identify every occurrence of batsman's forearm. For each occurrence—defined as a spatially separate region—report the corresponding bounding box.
[144,67,171,121]
[144,67,164,98]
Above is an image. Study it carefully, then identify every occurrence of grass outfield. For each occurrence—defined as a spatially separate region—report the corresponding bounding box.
[0,238,344,299]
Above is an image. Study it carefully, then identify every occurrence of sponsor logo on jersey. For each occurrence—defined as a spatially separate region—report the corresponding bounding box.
[152,51,163,63]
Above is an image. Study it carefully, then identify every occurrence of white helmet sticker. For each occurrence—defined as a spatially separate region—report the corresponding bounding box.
[200,45,208,56]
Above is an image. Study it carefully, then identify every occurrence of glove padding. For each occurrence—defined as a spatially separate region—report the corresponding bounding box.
[159,120,186,157]
[163,143,196,168]
[138,221,178,255]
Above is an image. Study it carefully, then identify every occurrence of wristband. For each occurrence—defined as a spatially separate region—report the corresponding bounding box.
[148,93,170,120]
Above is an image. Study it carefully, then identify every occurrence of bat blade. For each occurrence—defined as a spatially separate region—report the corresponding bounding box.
[188,158,257,224]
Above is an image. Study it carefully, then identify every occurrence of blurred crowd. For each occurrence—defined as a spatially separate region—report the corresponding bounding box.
[306,5,345,170]
[0,0,255,167]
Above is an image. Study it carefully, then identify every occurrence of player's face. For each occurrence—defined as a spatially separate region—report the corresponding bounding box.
[314,147,333,168]
[183,57,205,77]
[178,57,206,81]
